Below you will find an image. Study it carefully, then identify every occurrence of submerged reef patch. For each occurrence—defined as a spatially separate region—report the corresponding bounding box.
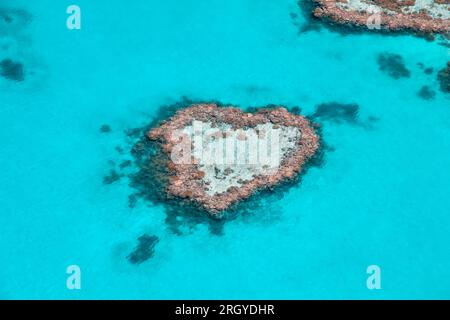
[310,102,378,128]
[311,102,359,123]
[417,62,435,75]
[377,53,411,79]
[100,124,112,133]
[119,160,132,169]
[103,169,123,185]
[424,67,434,75]
[0,7,31,35]
[127,234,159,265]
[0,7,44,86]
[0,58,24,81]
[437,61,450,93]
[418,85,436,100]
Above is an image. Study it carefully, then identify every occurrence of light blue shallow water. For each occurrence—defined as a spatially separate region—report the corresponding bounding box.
[0,0,449,299]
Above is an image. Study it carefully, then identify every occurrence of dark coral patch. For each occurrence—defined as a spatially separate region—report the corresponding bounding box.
[115,146,125,154]
[311,102,359,124]
[119,160,132,169]
[424,67,434,75]
[128,193,139,208]
[103,169,122,185]
[417,63,434,75]
[437,62,450,94]
[0,8,31,32]
[288,105,302,115]
[377,53,410,79]
[100,124,111,133]
[127,234,159,265]
[439,41,450,49]
[1,13,12,23]
[417,86,436,100]
[310,102,378,130]
[0,58,24,81]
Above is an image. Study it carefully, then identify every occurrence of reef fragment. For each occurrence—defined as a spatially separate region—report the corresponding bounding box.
[418,85,436,100]
[312,0,450,34]
[127,234,159,264]
[377,53,411,79]
[0,58,24,81]
[100,124,111,133]
[312,102,360,123]
[103,169,122,185]
[437,61,450,93]
[147,103,319,215]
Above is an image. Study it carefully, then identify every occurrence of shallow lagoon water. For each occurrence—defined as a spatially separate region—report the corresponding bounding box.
[0,0,449,299]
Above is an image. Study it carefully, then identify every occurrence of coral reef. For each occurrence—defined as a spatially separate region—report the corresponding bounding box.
[312,0,450,34]
[418,85,436,99]
[0,7,42,84]
[0,58,24,81]
[311,102,360,123]
[377,53,411,79]
[310,102,378,129]
[100,124,111,133]
[127,234,159,264]
[147,103,320,215]
[103,169,122,185]
[437,61,450,93]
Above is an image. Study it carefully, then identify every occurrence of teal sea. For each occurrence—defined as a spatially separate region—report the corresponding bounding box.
[0,0,449,299]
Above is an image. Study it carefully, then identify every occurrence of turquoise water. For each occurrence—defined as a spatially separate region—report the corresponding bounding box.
[0,0,449,299]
